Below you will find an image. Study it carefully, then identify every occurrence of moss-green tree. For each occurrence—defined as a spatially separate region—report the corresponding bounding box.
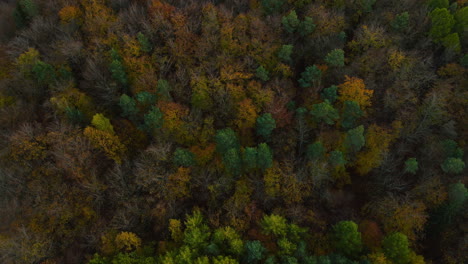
[306,142,325,160]
[278,45,293,64]
[441,157,465,174]
[344,125,365,152]
[321,85,338,103]
[243,147,258,170]
[174,148,196,167]
[256,113,276,140]
[391,12,409,32]
[299,17,316,37]
[216,128,240,155]
[325,49,345,67]
[92,113,115,134]
[310,100,339,125]
[282,10,299,33]
[256,66,270,82]
[298,65,321,88]
[119,94,138,120]
[429,8,455,42]
[382,233,411,264]
[404,158,418,174]
[257,143,273,170]
[341,101,362,130]
[331,221,363,258]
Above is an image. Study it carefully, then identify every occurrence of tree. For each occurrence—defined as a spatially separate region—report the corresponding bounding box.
[243,241,265,264]
[329,150,346,167]
[137,32,152,53]
[331,221,363,258]
[325,49,345,67]
[338,76,373,110]
[256,113,276,140]
[158,79,172,101]
[306,142,325,160]
[427,0,449,10]
[429,8,455,42]
[135,91,157,107]
[174,148,196,167]
[341,101,363,129]
[382,233,411,264]
[391,12,409,32]
[454,7,468,35]
[282,10,299,33]
[441,33,461,52]
[141,106,163,134]
[261,214,288,237]
[441,157,465,174]
[344,125,365,152]
[223,148,242,176]
[310,100,339,125]
[32,61,56,86]
[14,0,38,28]
[114,232,142,252]
[119,94,138,120]
[243,147,258,170]
[298,17,316,37]
[321,85,338,103]
[109,50,129,88]
[257,143,273,170]
[256,66,270,82]
[298,65,321,88]
[261,0,285,15]
[404,158,418,174]
[216,128,240,155]
[278,45,293,64]
[92,113,115,134]
[83,127,126,164]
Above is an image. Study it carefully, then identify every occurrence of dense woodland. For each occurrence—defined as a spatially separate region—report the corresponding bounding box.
[0,0,467,263]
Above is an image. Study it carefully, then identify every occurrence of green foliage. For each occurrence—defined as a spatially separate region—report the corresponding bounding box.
[261,0,285,15]
[183,210,211,251]
[391,12,410,32]
[261,214,288,237]
[331,221,362,258]
[141,106,163,134]
[441,157,465,174]
[278,45,294,63]
[256,66,270,82]
[243,147,258,170]
[299,17,316,37]
[325,49,345,67]
[448,183,467,210]
[341,101,362,130]
[298,65,321,88]
[282,10,300,33]
[174,148,196,167]
[14,0,38,28]
[427,0,449,10]
[137,32,152,53]
[32,61,56,86]
[429,8,455,42]
[136,91,157,107]
[216,128,240,155]
[110,59,129,87]
[358,0,377,13]
[306,142,325,160]
[321,85,338,103]
[256,113,276,139]
[404,158,418,174]
[461,54,468,67]
[382,233,411,264]
[441,33,461,52]
[243,241,265,264]
[310,100,339,125]
[329,150,346,167]
[119,94,138,120]
[257,143,273,170]
[344,125,365,152]
[223,148,242,176]
[92,113,115,134]
[65,107,85,126]
[454,7,468,35]
[158,79,172,101]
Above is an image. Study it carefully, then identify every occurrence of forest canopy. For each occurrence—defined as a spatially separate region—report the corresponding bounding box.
[0,0,466,264]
